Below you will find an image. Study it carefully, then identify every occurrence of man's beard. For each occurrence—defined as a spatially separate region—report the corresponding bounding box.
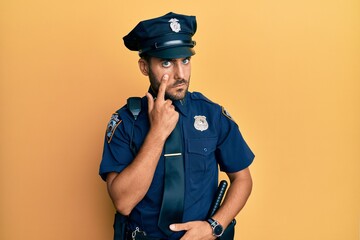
[148,69,190,101]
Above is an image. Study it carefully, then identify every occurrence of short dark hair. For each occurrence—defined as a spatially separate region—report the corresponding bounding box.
[140,54,152,63]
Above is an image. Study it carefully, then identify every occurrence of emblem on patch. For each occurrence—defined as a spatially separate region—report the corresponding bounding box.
[194,116,208,131]
[106,113,122,143]
[169,18,181,33]
[222,107,234,121]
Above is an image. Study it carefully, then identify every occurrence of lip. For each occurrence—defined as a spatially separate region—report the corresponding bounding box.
[173,85,186,91]
[173,82,187,88]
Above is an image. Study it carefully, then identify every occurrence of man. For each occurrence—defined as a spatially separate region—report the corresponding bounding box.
[99,12,254,240]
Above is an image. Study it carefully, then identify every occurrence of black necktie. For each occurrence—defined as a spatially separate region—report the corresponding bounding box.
[158,121,185,236]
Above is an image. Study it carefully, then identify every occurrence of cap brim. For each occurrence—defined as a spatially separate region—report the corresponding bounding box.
[146,47,195,59]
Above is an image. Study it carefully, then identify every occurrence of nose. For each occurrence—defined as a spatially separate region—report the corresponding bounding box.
[174,63,185,80]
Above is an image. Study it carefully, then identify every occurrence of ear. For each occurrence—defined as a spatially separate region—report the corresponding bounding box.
[138,58,149,76]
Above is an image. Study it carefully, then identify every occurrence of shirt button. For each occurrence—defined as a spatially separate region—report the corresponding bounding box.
[204,148,207,152]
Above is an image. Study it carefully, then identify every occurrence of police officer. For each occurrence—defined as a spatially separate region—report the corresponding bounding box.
[99,12,254,240]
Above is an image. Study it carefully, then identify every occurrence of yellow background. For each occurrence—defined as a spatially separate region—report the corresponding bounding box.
[1,0,359,239]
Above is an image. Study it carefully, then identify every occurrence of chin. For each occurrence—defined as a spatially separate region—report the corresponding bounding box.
[167,90,187,101]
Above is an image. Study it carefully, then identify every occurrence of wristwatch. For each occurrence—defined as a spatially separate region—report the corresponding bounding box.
[207,218,224,237]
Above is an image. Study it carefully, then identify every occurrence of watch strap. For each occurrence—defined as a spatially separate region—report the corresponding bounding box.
[207,218,224,237]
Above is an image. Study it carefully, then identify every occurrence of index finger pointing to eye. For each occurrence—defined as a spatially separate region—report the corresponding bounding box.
[157,74,169,100]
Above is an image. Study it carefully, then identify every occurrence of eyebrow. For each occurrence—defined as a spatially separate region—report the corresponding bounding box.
[161,57,191,61]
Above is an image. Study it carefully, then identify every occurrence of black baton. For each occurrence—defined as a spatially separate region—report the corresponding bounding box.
[207,180,228,218]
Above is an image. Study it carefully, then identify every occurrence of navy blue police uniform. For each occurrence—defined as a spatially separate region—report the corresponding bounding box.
[99,12,255,240]
[100,92,254,239]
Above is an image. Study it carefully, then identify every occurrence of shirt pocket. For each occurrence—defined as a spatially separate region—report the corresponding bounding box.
[187,137,218,176]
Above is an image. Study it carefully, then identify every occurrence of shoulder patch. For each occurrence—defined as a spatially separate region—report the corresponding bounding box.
[222,106,235,121]
[106,113,122,143]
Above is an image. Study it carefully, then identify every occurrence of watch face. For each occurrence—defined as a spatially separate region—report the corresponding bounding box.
[214,225,224,236]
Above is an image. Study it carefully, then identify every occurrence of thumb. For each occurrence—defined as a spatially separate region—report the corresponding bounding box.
[169,223,187,232]
[146,92,154,112]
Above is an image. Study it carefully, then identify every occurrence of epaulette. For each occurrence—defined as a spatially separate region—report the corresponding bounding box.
[190,92,214,104]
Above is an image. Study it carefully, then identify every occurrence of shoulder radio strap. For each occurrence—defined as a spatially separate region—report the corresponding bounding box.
[126,97,142,156]
[127,97,142,120]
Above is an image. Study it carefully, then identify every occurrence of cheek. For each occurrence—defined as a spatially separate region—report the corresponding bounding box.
[186,67,191,77]
[158,70,174,82]
[152,67,170,78]
[161,68,172,76]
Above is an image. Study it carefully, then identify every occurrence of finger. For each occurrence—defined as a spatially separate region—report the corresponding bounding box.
[146,92,154,112]
[164,99,173,107]
[157,74,169,101]
[170,223,189,232]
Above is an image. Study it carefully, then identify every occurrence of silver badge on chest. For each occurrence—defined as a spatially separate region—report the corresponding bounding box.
[169,18,181,33]
[194,116,208,131]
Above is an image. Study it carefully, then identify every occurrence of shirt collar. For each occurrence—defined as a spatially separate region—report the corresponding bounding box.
[173,93,189,117]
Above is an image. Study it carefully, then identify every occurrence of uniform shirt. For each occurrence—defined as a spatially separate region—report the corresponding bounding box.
[99,91,254,239]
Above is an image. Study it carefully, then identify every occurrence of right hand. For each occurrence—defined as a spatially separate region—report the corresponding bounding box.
[146,75,179,140]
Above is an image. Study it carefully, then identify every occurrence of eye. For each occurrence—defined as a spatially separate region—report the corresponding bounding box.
[182,58,190,65]
[161,60,172,68]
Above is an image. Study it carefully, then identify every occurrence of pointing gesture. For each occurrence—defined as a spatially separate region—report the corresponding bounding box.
[146,75,179,141]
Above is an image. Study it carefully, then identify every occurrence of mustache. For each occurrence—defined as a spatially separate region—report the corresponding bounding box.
[172,79,188,87]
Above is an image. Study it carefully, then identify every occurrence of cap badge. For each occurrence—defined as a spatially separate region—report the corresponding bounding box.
[194,116,208,131]
[169,18,181,33]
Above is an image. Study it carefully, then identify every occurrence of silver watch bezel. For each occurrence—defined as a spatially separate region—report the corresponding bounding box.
[207,218,224,237]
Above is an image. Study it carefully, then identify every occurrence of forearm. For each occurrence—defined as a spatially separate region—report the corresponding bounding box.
[107,129,167,215]
[212,168,253,228]
[170,168,252,240]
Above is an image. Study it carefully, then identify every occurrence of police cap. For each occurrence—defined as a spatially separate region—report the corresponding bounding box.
[123,12,197,59]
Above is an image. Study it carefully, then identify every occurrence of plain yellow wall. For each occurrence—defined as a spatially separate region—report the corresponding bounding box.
[1,0,359,239]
